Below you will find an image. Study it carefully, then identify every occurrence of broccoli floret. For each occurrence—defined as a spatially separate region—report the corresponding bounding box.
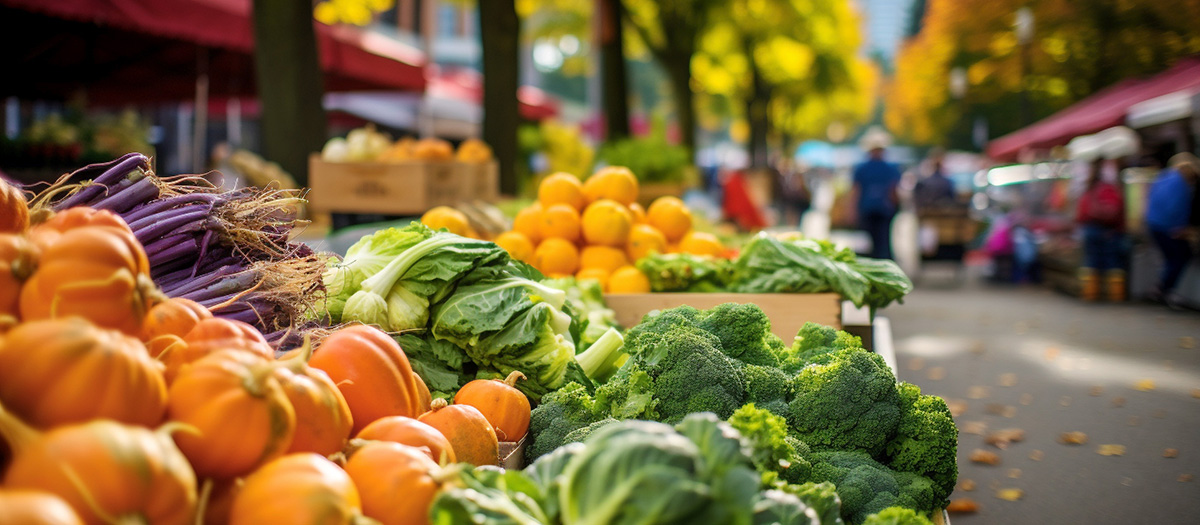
[525,382,601,463]
[891,471,941,514]
[744,364,793,405]
[779,323,864,373]
[860,506,934,525]
[808,451,901,525]
[885,383,958,507]
[758,399,793,421]
[623,305,701,355]
[695,303,781,367]
[562,418,619,445]
[646,329,747,422]
[788,348,900,456]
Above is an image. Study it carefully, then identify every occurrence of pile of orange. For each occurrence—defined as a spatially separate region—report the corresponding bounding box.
[493,167,723,293]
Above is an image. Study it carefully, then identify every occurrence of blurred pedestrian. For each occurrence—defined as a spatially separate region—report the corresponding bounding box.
[774,157,810,227]
[913,148,956,209]
[853,133,902,259]
[1144,153,1199,307]
[1075,159,1126,301]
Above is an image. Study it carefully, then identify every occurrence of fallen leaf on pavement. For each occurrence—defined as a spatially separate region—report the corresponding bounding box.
[1089,386,1104,396]
[944,399,968,417]
[1097,444,1126,456]
[1191,389,1200,399]
[969,386,991,399]
[1164,448,1179,458]
[1044,346,1060,361]
[970,340,986,355]
[1134,379,1156,392]
[985,428,1026,449]
[1181,336,1196,349]
[998,373,1017,387]
[1111,397,1126,408]
[1128,416,1141,426]
[959,479,976,491]
[1008,468,1022,479]
[1153,409,1167,419]
[947,498,980,513]
[1179,474,1194,482]
[1163,360,1174,371]
[1059,431,1089,445]
[927,367,946,381]
[970,449,1001,465]
[907,358,925,371]
[961,421,988,435]
[1019,393,1033,406]
[995,488,1024,501]
[1060,396,1073,407]
[1029,450,1045,461]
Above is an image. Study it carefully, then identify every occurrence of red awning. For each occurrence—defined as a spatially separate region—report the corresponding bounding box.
[428,67,560,121]
[986,56,1200,162]
[0,0,425,104]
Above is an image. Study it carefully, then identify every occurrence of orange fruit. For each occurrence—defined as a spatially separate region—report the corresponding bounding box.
[608,266,650,294]
[628,202,647,224]
[583,166,639,206]
[581,199,633,247]
[538,172,585,211]
[512,203,544,244]
[494,231,536,263]
[646,196,692,243]
[576,267,611,291]
[421,206,471,237]
[678,231,723,257]
[534,238,580,276]
[539,204,582,242]
[580,245,629,274]
[626,224,668,261]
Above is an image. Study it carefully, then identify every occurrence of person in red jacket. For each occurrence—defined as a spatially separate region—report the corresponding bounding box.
[1075,159,1126,301]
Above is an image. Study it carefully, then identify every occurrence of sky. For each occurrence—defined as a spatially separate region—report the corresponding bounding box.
[858,0,916,62]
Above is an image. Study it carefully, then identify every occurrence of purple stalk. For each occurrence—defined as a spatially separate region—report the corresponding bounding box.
[143,233,198,258]
[132,209,210,245]
[127,203,209,231]
[91,174,160,214]
[123,193,220,223]
[174,270,260,301]
[54,153,150,210]
[161,265,248,296]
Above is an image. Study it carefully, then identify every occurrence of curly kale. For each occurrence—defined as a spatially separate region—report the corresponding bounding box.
[885,383,958,507]
[788,348,900,456]
[860,506,934,525]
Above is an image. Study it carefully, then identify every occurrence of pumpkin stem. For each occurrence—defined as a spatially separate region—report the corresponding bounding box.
[61,464,123,525]
[8,239,38,281]
[503,371,527,387]
[193,478,213,525]
[0,401,40,454]
[243,363,278,398]
[275,333,314,370]
[430,398,449,411]
[157,421,202,439]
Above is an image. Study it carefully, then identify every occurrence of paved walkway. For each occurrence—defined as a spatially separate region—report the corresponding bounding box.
[886,274,1200,524]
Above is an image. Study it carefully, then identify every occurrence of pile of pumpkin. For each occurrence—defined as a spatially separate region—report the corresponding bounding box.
[0,179,532,524]
[490,167,726,293]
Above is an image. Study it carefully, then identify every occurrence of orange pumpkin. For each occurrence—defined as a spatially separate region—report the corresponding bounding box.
[454,371,532,442]
[0,318,166,428]
[0,490,83,525]
[355,416,456,464]
[162,317,273,383]
[275,346,354,456]
[230,453,366,525]
[344,441,443,525]
[417,398,499,466]
[0,234,38,331]
[27,207,132,249]
[141,297,212,358]
[0,177,29,233]
[198,478,241,525]
[0,410,198,525]
[166,349,296,479]
[309,324,431,434]
[18,225,159,335]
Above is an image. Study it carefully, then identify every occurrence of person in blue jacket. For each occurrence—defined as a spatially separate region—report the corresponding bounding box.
[853,140,903,260]
[1144,153,1199,304]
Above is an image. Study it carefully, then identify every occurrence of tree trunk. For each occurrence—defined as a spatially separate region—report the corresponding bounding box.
[746,50,770,170]
[251,0,327,187]
[600,0,630,141]
[479,0,521,195]
[664,56,696,156]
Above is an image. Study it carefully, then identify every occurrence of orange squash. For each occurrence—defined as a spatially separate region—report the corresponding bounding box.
[0,490,83,525]
[162,317,273,383]
[275,345,354,456]
[417,398,499,466]
[166,349,296,479]
[0,318,166,428]
[27,207,132,249]
[0,409,198,525]
[141,297,212,358]
[0,234,38,331]
[230,453,368,525]
[18,225,159,335]
[355,416,456,464]
[0,177,30,233]
[308,324,431,434]
[198,478,241,525]
[344,441,443,525]
[454,371,532,442]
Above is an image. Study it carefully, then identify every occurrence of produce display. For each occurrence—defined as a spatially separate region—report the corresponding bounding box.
[320,125,494,164]
[0,157,947,525]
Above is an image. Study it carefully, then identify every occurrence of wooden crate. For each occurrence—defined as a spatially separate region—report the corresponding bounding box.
[457,161,500,203]
[603,293,842,341]
[307,155,470,215]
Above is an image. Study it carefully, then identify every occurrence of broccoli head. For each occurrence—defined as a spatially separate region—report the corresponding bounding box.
[646,328,748,422]
[695,303,782,367]
[808,450,901,525]
[525,381,601,463]
[623,305,702,357]
[779,322,865,372]
[744,364,793,406]
[860,506,934,525]
[562,418,619,446]
[788,348,900,456]
[885,383,958,507]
